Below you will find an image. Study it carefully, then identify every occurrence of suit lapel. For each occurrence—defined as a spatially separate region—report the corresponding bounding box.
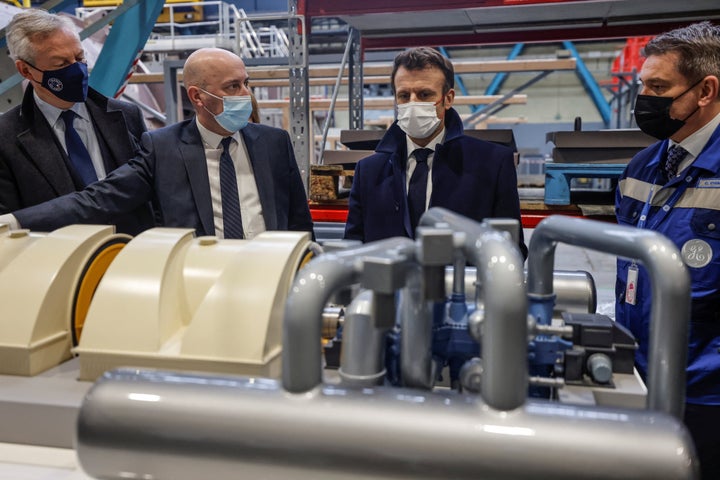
[85,96,136,171]
[389,150,412,237]
[180,121,215,235]
[241,125,277,230]
[17,90,77,194]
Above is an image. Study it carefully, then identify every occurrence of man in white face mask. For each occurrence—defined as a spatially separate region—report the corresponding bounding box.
[0,48,313,240]
[344,47,526,258]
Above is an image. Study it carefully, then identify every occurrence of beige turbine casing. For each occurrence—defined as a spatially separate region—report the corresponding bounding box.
[74,228,312,381]
[0,225,130,376]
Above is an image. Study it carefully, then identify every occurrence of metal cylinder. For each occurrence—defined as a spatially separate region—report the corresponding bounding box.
[445,267,597,315]
[399,264,435,389]
[76,368,698,480]
[338,290,386,387]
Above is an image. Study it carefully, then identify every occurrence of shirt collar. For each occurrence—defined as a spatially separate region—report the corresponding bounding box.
[195,116,240,149]
[405,126,445,160]
[34,90,89,125]
[671,110,720,158]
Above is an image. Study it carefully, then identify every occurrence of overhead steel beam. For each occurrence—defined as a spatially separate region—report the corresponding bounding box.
[485,43,524,96]
[89,0,166,98]
[563,40,611,127]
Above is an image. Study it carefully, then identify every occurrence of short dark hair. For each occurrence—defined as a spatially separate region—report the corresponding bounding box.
[391,47,454,95]
[642,21,720,83]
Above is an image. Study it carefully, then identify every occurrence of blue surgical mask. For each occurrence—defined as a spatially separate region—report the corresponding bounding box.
[25,60,88,103]
[199,88,253,133]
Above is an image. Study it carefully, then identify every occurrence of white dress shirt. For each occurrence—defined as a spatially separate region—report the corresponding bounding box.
[670,111,720,176]
[195,118,266,239]
[34,91,107,179]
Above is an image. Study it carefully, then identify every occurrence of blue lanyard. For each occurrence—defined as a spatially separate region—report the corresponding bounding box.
[637,169,697,230]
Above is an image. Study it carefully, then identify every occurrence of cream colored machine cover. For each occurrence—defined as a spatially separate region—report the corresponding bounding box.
[0,225,130,376]
[74,229,312,381]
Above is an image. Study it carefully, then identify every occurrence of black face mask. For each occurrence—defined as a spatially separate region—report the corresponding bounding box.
[633,78,703,140]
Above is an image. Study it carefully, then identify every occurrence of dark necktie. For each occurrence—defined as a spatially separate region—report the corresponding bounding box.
[219,137,244,239]
[407,148,433,235]
[60,110,97,187]
[665,145,689,180]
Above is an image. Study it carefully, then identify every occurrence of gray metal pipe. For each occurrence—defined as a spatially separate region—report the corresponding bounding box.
[399,264,435,389]
[338,290,387,387]
[283,237,415,393]
[420,207,528,411]
[76,368,698,480]
[527,215,691,419]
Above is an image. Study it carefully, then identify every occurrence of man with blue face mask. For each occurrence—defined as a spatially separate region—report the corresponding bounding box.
[0,8,153,235]
[344,47,526,258]
[0,47,313,240]
[615,22,720,479]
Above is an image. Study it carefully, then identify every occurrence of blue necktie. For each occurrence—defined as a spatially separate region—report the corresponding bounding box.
[60,110,97,187]
[665,145,689,180]
[220,137,244,239]
[407,148,433,236]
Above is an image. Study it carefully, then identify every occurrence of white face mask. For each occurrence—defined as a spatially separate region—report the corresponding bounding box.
[396,101,442,139]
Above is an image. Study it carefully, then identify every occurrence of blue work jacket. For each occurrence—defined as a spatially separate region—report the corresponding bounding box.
[616,125,720,405]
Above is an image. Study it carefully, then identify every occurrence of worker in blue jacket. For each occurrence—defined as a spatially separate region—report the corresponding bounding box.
[615,21,720,479]
[344,47,526,258]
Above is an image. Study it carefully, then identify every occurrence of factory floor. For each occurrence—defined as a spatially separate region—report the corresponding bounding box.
[0,228,619,479]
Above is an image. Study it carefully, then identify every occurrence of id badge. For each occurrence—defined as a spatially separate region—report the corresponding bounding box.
[625,263,639,305]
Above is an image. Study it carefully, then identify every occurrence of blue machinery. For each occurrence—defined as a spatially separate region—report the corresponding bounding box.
[76,209,696,479]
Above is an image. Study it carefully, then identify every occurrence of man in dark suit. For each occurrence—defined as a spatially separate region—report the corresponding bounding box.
[0,47,313,239]
[0,8,153,235]
[344,47,526,257]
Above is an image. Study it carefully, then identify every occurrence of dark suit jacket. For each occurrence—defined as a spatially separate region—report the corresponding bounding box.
[0,85,154,234]
[13,118,314,237]
[344,108,526,257]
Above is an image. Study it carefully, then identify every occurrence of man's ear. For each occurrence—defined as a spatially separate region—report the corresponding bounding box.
[444,88,455,109]
[699,75,719,106]
[186,85,203,108]
[15,60,34,81]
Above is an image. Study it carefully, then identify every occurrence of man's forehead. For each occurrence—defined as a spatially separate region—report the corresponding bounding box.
[639,53,681,81]
[395,67,445,86]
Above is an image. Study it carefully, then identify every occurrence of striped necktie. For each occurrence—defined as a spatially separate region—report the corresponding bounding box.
[219,137,244,239]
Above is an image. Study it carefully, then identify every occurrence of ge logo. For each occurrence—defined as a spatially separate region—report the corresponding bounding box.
[681,239,712,268]
[47,77,64,92]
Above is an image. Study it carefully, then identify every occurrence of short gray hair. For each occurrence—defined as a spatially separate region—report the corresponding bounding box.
[643,21,720,83]
[6,9,79,63]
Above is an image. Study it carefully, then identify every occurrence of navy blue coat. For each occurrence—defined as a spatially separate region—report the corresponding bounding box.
[13,118,313,237]
[344,108,526,256]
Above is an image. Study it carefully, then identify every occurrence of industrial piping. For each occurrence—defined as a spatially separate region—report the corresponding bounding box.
[75,213,698,480]
[282,237,416,393]
[527,215,691,419]
[420,207,528,410]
